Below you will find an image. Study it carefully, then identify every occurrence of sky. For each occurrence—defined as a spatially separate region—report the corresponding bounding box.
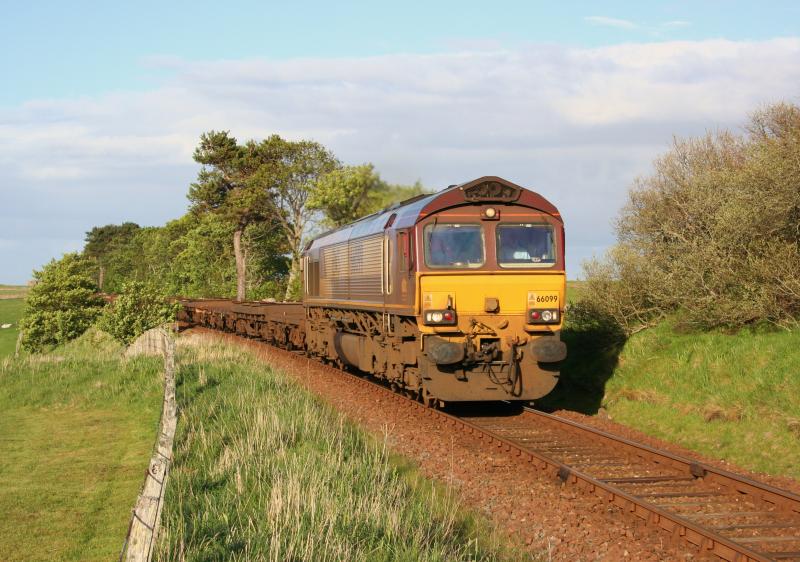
[1,1,799,283]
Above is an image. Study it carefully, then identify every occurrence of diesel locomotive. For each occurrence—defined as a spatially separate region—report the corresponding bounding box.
[180,176,566,405]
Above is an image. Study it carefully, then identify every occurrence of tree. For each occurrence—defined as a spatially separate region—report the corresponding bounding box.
[242,220,292,300]
[169,212,290,299]
[188,131,279,301]
[98,281,180,345]
[260,137,338,300]
[19,253,106,352]
[78,210,291,301]
[310,164,429,228]
[309,164,385,227]
[189,131,336,302]
[581,101,800,332]
[371,179,429,212]
[84,222,140,290]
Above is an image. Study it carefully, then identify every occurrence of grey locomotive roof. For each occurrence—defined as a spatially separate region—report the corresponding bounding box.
[305,188,444,251]
[304,176,559,253]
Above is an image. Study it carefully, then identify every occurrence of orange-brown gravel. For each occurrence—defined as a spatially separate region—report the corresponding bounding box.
[188,329,705,561]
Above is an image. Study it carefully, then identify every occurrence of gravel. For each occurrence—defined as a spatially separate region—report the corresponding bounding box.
[190,329,723,560]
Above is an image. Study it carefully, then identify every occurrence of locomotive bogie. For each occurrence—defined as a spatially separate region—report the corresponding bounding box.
[417,354,559,402]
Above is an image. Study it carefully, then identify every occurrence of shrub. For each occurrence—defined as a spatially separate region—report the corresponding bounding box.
[19,254,105,353]
[584,101,800,332]
[98,281,179,344]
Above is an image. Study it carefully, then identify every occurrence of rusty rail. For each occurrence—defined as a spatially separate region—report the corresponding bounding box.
[477,407,800,561]
[182,322,800,561]
[337,365,800,561]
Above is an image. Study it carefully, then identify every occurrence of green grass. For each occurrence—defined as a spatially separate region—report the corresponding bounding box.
[540,303,800,480]
[602,321,800,478]
[156,335,526,562]
[565,280,586,303]
[0,330,163,561]
[0,299,24,359]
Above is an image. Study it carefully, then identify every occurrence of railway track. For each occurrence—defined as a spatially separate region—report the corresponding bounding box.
[460,408,800,561]
[188,327,800,561]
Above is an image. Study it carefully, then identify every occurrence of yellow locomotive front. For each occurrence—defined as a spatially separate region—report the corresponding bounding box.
[302,176,565,405]
[413,178,566,403]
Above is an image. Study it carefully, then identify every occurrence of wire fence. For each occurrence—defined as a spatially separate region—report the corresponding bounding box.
[119,327,178,562]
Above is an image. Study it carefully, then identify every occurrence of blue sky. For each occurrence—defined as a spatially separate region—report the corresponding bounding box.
[1,1,799,283]
[4,1,798,105]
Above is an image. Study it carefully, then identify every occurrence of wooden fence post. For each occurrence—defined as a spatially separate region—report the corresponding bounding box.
[120,328,178,562]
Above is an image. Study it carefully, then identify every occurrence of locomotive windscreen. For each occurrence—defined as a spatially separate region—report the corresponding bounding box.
[424,223,485,268]
[496,224,555,267]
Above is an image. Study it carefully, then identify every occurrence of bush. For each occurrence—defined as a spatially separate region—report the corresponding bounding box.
[19,254,105,353]
[98,281,179,344]
[583,101,800,332]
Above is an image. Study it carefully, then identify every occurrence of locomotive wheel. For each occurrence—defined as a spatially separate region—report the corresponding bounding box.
[421,386,438,409]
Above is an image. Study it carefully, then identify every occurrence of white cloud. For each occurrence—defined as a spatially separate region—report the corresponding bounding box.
[585,16,693,36]
[1,38,799,282]
[584,16,639,30]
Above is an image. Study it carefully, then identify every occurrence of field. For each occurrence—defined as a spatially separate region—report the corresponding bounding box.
[546,282,800,479]
[0,330,163,561]
[565,279,586,303]
[0,299,24,359]
[0,284,29,299]
[156,334,522,561]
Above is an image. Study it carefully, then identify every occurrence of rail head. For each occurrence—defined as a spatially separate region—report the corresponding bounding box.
[524,407,800,515]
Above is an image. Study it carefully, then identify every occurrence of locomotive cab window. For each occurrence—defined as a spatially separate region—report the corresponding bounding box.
[496,224,556,268]
[424,223,485,268]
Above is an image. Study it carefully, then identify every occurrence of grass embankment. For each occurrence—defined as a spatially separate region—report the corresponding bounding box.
[602,323,800,478]
[157,335,523,562]
[0,298,25,359]
[545,282,800,480]
[0,330,163,561]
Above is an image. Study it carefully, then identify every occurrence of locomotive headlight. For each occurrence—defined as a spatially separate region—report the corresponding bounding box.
[423,309,458,326]
[527,308,560,325]
[482,207,499,220]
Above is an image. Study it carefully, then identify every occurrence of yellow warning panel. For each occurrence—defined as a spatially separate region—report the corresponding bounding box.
[527,291,560,309]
